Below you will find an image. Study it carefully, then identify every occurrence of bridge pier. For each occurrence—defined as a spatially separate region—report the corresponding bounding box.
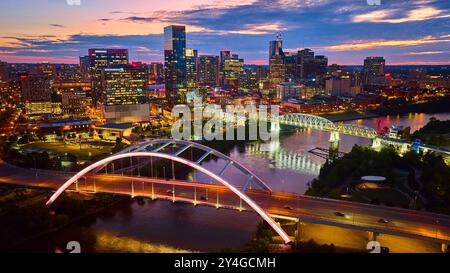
[442,243,449,253]
[294,220,302,246]
[329,131,340,160]
[368,231,379,242]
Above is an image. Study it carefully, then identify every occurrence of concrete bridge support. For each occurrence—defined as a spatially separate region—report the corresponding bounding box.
[294,220,302,247]
[442,243,449,253]
[329,131,340,160]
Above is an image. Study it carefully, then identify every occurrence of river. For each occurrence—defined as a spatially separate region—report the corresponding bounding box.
[15,112,450,253]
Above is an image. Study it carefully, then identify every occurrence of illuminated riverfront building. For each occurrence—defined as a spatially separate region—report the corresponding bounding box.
[164,25,187,104]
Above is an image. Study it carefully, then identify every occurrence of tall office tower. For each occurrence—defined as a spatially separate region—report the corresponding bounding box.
[198,55,219,87]
[269,33,285,88]
[37,62,57,79]
[88,48,129,105]
[269,33,284,59]
[297,48,315,80]
[149,62,164,84]
[100,64,149,123]
[220,50,231,70]
[164,25,187,104]
[284,52,297,81]
[186,48,198,90]
[314,55,328,85]
[222,53,244,90]
[0,61,8,81]
[79,55,91,80]
[57,64,83,81]
[362,57,386,87]
[239,68,259,92]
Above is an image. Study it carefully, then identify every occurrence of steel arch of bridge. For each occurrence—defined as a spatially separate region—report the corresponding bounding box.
[279,113,378,138]
[46,141,291,244]
[124,139,272,192]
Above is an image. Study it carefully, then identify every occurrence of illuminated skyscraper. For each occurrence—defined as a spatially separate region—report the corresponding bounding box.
[198,55,219,87]
[88,48,129,104]
[220,52,244,90]
[186,48,198,90]
[164,25,187,104]
[100,64,149,123]
[269,33,285,88]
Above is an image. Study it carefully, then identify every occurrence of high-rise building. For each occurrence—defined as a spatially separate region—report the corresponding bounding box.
[239,68,259,92]
[88,49,129,68]
[269,34,285,88]
[297,49,315,80]
[197,55,219,87]
[362,57,386,87]
[314,55,328,85]
[325,76,351,96]
[284,52,297,81]
[276,81,301,101]
[88,48,129,105]
[100,64,149,123]
[186,48,198,90]
[269,33,284,59]
[79,55,91,80]
[164,25,187,104]
[0,61,8,81]
[19,73,52,102]
[149,62,164,84]
[37,62,57,79]
[222,53,244,90]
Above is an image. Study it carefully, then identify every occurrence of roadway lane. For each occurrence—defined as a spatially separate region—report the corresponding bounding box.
[1,161,450,244]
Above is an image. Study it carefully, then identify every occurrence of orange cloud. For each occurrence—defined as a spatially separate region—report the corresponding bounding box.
[353,6,449,23]
[321,35,450,51]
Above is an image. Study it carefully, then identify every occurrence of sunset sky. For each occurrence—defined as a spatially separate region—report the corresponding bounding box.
[0,0,449,65]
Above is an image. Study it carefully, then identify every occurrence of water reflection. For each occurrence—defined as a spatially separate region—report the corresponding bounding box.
[15,112,450,253]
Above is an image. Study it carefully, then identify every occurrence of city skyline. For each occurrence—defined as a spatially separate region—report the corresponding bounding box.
[0,0,449,65]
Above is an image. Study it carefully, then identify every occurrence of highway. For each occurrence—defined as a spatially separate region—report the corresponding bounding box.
[1,161,450,245]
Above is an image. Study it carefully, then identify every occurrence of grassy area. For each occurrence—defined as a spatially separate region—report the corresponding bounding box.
[0,185,43,207]
[22,141,113,161]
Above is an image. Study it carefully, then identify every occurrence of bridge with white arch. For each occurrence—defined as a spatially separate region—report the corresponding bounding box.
[44,139,450,248]
[278,113,378,139]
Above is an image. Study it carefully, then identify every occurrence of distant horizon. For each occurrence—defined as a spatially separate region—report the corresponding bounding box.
[2,59,449,67]
[1,1,449,65]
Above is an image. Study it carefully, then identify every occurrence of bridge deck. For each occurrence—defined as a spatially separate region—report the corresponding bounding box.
[1,162,450,245]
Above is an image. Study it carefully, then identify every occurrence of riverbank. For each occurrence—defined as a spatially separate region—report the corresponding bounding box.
[0,183,130,252]
[319,110,380,122]
[319,97,450,123]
